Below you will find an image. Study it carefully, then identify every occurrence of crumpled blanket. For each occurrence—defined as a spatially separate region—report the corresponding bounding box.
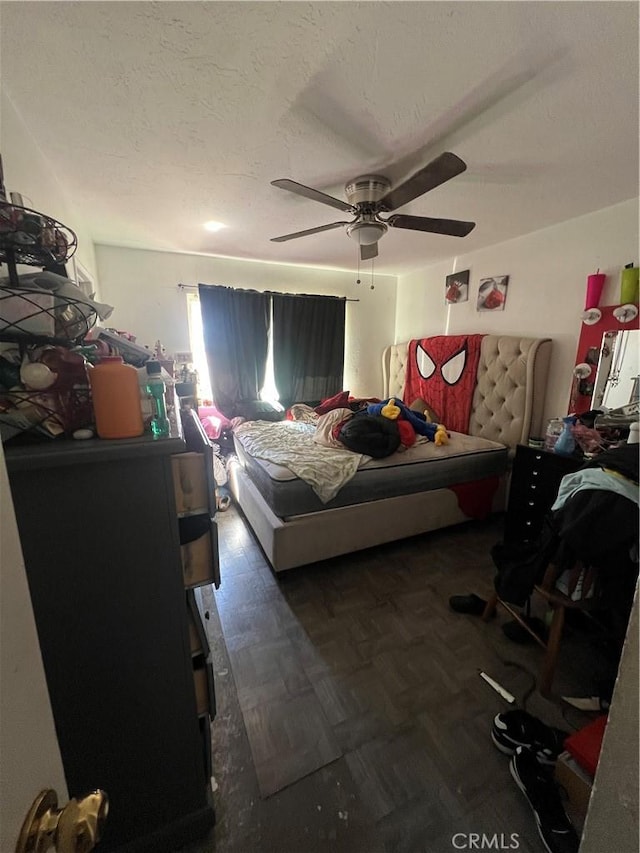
[314,407,354,449]
[234,419,368,503]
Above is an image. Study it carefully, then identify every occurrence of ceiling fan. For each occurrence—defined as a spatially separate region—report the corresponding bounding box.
[270,151,476,260]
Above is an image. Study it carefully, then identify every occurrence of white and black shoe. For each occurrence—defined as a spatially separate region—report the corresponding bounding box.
[492,709,567,766]
[510,746,580,853]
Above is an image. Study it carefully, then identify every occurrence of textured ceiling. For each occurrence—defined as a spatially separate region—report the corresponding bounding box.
[1,1,638,275]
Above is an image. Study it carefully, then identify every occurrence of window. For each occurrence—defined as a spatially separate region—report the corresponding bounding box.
[186,292,281,408]
[186,293,213,403]
[261,297,282,407]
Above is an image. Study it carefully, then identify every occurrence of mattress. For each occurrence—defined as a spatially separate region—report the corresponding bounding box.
[233,429,508,518]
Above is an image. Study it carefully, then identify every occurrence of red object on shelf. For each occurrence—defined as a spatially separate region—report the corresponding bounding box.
[563,714,608,777]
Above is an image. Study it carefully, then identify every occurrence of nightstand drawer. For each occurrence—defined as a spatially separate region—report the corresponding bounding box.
[181,524,217,588]
[172,452,210,515]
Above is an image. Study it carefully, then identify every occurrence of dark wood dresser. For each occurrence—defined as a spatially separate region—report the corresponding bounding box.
[4,410,219,852]
[504,444,583,544]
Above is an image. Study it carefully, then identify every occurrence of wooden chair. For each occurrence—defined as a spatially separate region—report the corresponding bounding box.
[482,561,601,698]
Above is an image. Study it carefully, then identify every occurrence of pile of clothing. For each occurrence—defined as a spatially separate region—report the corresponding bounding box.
[291,392,449,459]
[493,444,639,639]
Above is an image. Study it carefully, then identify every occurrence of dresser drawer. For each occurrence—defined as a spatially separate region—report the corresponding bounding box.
[186,589,209,656]
[506,515,544,545]
[187,611,203,655]
[505,445,582,543]
[509,473,564,520]
[193,657,215,718]
[172,452,210,515]
[181,524,217,588]
[198,714,213,786]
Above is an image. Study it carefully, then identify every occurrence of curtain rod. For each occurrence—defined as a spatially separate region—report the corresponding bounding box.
[177,283,359,302]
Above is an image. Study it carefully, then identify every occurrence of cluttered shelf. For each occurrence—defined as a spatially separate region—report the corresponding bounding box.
[0,193,116,442]
[0,198,78,282]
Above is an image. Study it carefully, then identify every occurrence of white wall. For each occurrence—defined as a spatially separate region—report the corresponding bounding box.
[1,91,98,286]
[395,198,639,426]
[581,586,639,853]
[0,444,68,850]
[95,245,397,399]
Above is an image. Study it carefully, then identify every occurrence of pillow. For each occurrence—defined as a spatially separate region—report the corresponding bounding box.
[286,403,319,423]
[314,390,350,415]
[234,400,285,422]
[409,397,440,424]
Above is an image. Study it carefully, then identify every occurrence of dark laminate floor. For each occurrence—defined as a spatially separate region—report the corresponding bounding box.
[180,505,612,853]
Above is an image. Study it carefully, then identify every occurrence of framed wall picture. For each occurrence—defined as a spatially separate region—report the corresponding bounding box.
[477,275,509,311]
[445,269,470,304]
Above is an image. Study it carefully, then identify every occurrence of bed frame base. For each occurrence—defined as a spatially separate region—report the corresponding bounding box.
[229,461,506,573]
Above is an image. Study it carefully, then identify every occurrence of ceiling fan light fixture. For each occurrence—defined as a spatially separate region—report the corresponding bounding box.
[346,220,387,246]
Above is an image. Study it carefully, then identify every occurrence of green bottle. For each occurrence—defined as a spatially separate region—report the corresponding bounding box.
[145,361,170,437]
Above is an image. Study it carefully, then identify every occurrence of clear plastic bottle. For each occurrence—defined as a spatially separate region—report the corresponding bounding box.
[145,361,170,437]
[544,418,563,452]
[88,356,144,439]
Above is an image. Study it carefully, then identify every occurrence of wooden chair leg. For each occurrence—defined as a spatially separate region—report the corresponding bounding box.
[482,592,498,622]
[539,604,565,698]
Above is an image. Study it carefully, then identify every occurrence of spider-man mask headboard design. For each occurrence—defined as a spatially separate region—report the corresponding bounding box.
[403,335,485,433]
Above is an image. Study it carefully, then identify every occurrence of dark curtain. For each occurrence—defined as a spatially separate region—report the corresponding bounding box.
[198,284,270,417]
[272,292,346,408]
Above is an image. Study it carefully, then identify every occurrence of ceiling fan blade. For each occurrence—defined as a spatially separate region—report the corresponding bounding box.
[270,221,349,242]
[360,242,378,261]
[271,179,354,212]
[378,152,468,212]
[388,214,476,238]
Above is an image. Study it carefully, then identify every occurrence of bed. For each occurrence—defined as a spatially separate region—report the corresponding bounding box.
[228,334,552,572]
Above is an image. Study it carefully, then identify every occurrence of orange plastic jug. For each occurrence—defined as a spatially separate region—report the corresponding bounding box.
[88,356,144,439]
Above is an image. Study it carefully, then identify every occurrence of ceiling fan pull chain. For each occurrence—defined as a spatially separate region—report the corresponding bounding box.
[370,257,375,290]
[356,251,361,285]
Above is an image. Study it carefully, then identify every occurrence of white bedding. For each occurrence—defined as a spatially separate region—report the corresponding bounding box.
[233,420,370,503]
[237,428,504,482]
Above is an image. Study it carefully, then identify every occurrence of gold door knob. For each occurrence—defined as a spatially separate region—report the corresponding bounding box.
[16,789,108,853]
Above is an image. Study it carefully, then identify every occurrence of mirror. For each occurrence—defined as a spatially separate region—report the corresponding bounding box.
[592,329,640,409]
[570,304,640,414]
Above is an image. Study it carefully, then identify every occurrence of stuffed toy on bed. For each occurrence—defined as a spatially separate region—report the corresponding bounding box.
[367,397,448,444]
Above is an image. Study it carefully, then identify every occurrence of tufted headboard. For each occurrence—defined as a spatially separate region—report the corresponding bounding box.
[382,335,552,450]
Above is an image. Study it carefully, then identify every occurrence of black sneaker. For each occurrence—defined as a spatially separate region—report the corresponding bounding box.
[510,747,580,853]
[448,593,488,615]
[492,710,567,766]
